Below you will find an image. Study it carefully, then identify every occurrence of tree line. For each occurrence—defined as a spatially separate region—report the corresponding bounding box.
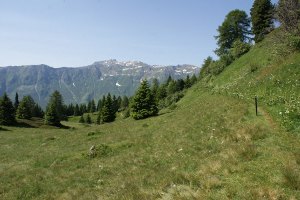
[199,0,300,78]
[0,73,198,127]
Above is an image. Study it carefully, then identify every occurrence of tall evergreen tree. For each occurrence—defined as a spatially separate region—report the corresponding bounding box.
[215,9,251,56]
[121,96,129,109]
[185,75,192,89]
[191,74,197,85]
[251,0,274,42]
[130,80,158,120]
[32,103,44,118]
[90,100,96,113]
[16,96,35,119]
[0,93,16,125]
[44,91,64,126]
[151,78,159,98]
[96,112,102,124]
[97,99,102,111]
[14,92,19,110]
[101,93,116,123]
[86,114,92,124]
[277,0,300,33]
[74,104,80,116]
[79,115,85,123]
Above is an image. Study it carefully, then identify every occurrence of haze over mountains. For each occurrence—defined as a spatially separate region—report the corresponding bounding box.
[0,59,199,108]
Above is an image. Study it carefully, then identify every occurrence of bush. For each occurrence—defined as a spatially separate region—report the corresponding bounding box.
[289,35,300,50]
[230,40,251,59]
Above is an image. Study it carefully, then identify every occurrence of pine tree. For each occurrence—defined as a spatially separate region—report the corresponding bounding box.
[74,104,80,116]
[0,93,16,125]
[96,112,101,124]
[86,114,92,124]
[176,79,185,91]
[130,80,158,120]
[151,78,159,98]
[167,80,177,95]
[79,115,85,123]
[32,103,44,118]
[121,96,129,109]
[44,102,60,126]
[90,100,96,113]
[14,92,19,110]
[251,0,274,42]
[190,74,197,85]
[277,0,300,34]
[101,93,115,122]
[44,91,64,126]
[185,75,192,88]
[215,9,251,56]
[97,99,102,111]
[16,96,35,119]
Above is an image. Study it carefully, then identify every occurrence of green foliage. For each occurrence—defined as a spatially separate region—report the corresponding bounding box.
[44,91,64,126]
[14,92,19,110]
[230,40,251,59]
[16,96,35,119]
[121,96,129,109]
[184,75,192,88]
[288,35,300,50]
[199,56,213,78]
[96,112,101,124]
[86,114,92,124]
[276,0,300,34]
[44,102,61,126]
[0,93,16,125]
[215,9,252,56]
[130,80,158,120]
[79,115,85,123]
[101,93,116,123]
[251,0,274,42]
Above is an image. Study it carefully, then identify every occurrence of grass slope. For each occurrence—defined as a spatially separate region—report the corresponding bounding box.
[0,32,300,199]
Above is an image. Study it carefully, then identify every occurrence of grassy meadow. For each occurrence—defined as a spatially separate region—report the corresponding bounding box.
[1,31,300,199]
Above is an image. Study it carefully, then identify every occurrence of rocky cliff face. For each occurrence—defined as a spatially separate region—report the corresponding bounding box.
[0,59,199,107]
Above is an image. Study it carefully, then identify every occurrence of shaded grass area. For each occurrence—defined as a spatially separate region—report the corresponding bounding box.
[0,87,299,199]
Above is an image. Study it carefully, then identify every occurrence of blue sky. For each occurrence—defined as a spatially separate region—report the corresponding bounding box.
[0,0,278,67]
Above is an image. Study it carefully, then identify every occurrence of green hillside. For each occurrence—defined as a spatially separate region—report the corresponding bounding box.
[0,32,300,199]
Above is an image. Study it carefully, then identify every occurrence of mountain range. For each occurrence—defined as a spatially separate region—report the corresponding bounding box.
[0,59,199,108]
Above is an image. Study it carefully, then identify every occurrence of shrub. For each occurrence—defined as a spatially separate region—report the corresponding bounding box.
[230,40,251,59]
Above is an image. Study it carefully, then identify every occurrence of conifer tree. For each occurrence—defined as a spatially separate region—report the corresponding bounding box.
[96,112,101,124]
[44,91,64,126]
[101,93,115,122]
[277,0,300,34]
[167,80,177,95]
[90,100,96,113]
[130,80,158,120]
[251,0,274,42]
[14,92,19,110]
[215,9,251,56]
[0,93,16,125]
[151,78,159,98]
[32,103,44,118]
[74,104,80,116]
[185,75,192,88]
[191,74,197,85]
[79,115,85,123]
[97,99,102,111]
[16,96,35,119]
[86,114,92,124]
[176,79,185,91]
[121,96,129,109]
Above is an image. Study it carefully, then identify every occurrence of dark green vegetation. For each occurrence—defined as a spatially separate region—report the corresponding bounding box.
[0,1,300,199]
[0,61,199,108]
[1,30,299,198]
[250,0,274,42]
[130,80,158,120]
